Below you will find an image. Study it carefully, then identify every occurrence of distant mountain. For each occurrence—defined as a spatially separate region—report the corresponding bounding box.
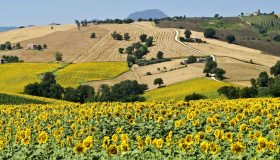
[127,9,168,20]
[0,27,17,32]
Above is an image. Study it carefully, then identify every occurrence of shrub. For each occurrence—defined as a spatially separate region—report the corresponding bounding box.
[118,48,125,54]
[156,51,164,59]
[124,33,130,41]
[184,93,207,102]
[204,28,216,38]
[187,55,197,64]
[90,33,96,38]
[145,36,154,47]
[55,52,63,62]
[226,35,236,44]
[140,34,148,42]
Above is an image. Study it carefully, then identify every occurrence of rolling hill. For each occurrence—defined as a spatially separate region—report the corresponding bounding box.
[0,22,201,63]
[127,9,168,20]
[0,92,71,104]
[157,16,280,56]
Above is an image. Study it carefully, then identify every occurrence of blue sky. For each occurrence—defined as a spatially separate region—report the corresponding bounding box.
[1,0,279,26]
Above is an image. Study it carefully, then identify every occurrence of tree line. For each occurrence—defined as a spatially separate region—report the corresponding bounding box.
[24,72,148,103]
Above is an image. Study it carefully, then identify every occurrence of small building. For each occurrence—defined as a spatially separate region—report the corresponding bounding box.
[0,58,7,64]
[27,44,38,50]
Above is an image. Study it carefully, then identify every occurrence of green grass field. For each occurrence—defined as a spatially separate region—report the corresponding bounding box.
[55,62,129,87]
[0,92,71,105]
[144,78,239,101]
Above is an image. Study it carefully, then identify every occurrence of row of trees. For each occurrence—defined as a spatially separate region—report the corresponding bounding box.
[218,60,280,99]
[2,55,22,63]
[75,19,135,30]
[0,42,22,51]
[24,72,148,103]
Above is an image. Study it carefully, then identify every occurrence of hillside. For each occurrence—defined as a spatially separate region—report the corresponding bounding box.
[144,78,238,101]
[0,92,71,104]
[127,9,168,20]
[0,62,128,93]
[157,16,280,56]
[0,22,201,63]
[0,25,75,44]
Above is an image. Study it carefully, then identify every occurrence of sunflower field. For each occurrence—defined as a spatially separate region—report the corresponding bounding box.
[0,98,279,159]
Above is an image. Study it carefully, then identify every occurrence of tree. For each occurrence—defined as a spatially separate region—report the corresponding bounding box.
[217,86,240,99]
[5,42,12,50]
[55,52,63,62]
[37,45,43,51]
[226,35,236,44]
[240,87,258,98]
[140,34,148,42]
[43,44,48,49]
[110,80,148,102]
[270,61,280,76]
[42,72,56,84]
[75,20,81,30]
[14,43,22,49]
[124,33,131,41]
[49,83,64,99]
[76,85,95,103]
[203,60,217,74]
[214,14,220,18]
[64,87,79,102]
[156,51,164,59]
[204,28,216,38]
[98,84,112,101]
[90,33,96,38]
[127,55,137,67]
[154,78,164,87]
[257,72,269,87]
[145,36,153,47]
[184,30,192,39]
[187,55,197,64]
[185,93,207,102]
[118,48,124,54]
[212,68,226,80]
[24,82,40,96]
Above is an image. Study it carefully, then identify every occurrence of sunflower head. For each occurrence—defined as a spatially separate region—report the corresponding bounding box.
[73,143,85,154]
[108,144,118,156]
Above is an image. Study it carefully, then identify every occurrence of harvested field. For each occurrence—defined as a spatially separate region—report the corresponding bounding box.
[0,22,203,63]
[0,25,75,44]
[0,25,111,62]
[181,30,280,67]
[216,56,270,86]
[86,59,205,91]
